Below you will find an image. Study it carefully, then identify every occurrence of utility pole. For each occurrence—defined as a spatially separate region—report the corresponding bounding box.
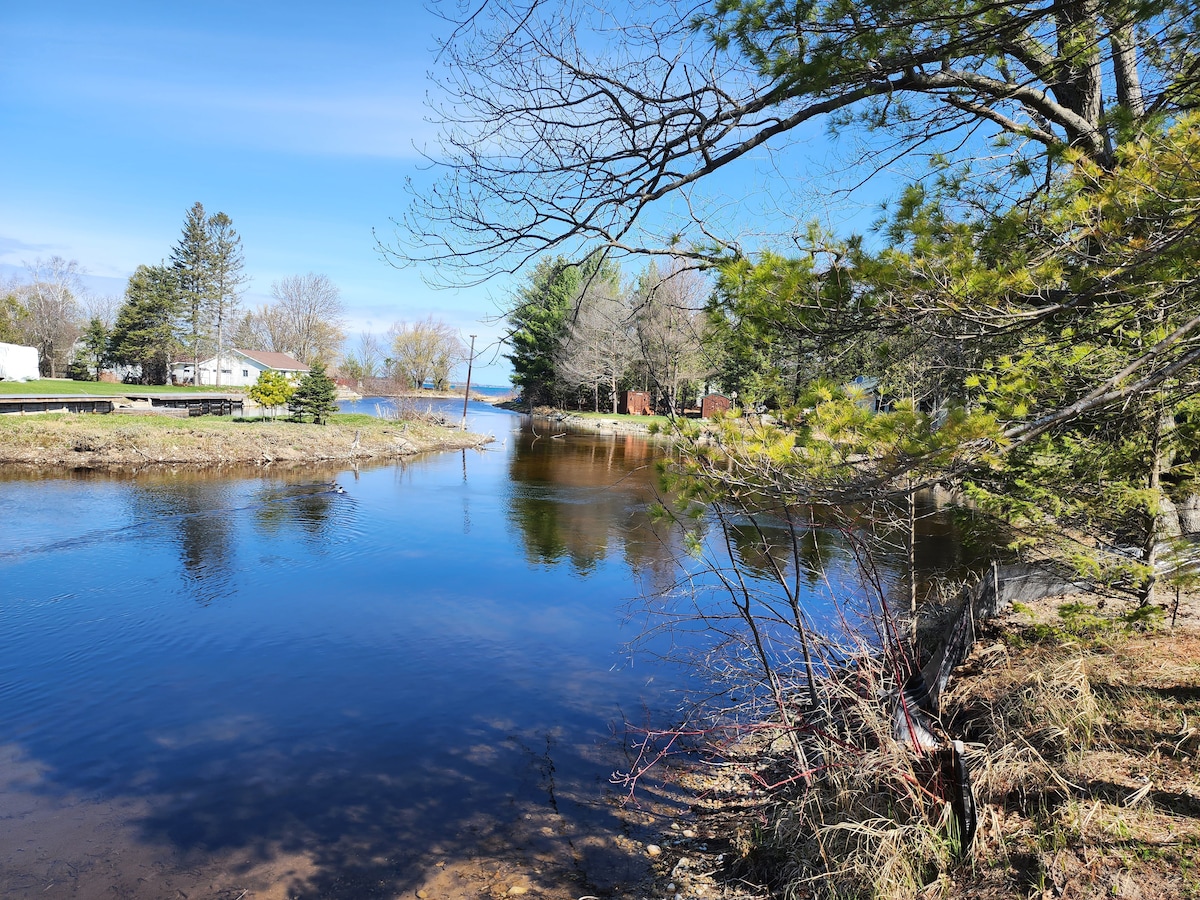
[461,334,477,430]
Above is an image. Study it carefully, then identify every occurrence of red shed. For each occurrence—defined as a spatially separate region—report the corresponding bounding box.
[701,394,732,418]
[620,390,653,415]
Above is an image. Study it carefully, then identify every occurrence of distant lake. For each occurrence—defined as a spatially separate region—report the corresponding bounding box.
[0,400,989,899]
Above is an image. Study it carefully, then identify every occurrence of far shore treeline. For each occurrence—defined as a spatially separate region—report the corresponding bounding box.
[0,204,471,392]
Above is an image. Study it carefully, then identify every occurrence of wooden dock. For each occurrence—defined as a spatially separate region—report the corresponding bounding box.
[0,393,244,417]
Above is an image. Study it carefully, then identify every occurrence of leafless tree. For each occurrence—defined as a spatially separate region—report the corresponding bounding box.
[388,317,464,389]
[384,0,1191,282]
[555,274,637,412]
[340,329,386,383]
[268,273,346,365]
[235,303,289,354]
[358,330,385,378]
[19,256,84,377]
[81,293,122,330]
[632,258,711,413]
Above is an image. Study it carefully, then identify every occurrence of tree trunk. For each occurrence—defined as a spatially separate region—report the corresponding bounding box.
[1053,0,1105,156]
[1139,406,1172,605]
[1110,26,1144,118]
[908,487,918,617]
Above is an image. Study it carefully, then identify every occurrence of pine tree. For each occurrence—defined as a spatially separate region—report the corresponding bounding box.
[109,264,183,385]
[171,202,215,383]
[504,256,582,409]
[76,317,110,381]
[206,212,247,387]
[288,360,339,424]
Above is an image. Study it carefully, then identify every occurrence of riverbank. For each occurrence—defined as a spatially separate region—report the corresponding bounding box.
[0,413,491,468]
[498,404,672,435]
[641,591,1200,900]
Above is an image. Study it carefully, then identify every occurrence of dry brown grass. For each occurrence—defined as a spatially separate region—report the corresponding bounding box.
[655,597,1200,900]
[0,412,491,468]
[939,599,1200,899]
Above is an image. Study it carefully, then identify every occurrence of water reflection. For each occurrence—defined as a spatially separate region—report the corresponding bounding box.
[505,430,672,577]
[251,480,345,542]
[717,495,1001,608]
[0,415,694,898]
[0,407,1000,899]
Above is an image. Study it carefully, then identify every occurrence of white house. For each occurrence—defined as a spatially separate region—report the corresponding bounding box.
[0,341,40,381]
[173,349,309,387]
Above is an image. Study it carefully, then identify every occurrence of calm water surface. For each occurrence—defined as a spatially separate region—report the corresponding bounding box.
[0,402,701,898]
[0,401,986,898]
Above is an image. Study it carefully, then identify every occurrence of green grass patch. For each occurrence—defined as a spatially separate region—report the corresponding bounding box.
[328,412,385,426]
[0,413,253,432]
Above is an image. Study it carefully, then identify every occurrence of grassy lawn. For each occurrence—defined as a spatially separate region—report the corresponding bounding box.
[0,380,239,396]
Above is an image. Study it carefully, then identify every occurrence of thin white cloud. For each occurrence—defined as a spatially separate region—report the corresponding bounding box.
[0,236,54,260]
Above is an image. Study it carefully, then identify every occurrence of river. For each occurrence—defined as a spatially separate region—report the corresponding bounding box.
[0,400,986,899]
[0,401,704,899]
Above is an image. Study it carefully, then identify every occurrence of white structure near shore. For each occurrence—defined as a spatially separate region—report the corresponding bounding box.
[0,341,40,381]
[172,349,309,387]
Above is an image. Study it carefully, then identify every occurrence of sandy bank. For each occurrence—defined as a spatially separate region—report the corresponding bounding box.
[0,414,492,469]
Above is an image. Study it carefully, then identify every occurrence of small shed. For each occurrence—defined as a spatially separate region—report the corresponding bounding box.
[701,393,732,418]
[0,342,40,381]
[619,390,653,416]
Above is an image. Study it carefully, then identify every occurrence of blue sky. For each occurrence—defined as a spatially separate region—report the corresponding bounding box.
[0,1,902,387]
[0,0,520,384]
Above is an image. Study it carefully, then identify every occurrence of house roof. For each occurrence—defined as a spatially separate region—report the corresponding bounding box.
[235,349,309,371]
[172,350,310,372]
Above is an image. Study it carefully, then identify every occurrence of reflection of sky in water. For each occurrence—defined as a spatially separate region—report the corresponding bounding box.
[0,408,696,888]
[0,404,990,894]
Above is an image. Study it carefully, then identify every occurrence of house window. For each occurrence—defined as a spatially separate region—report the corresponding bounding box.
[242,369,249,378]
[221,368,231,375]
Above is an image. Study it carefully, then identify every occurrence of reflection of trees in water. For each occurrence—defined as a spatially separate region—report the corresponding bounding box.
[725,513,844,588]
[721,492,1008,606]
[252,483,338,542]
[504,432,1000,605]
[832,493,1010,604]
[126,475,237,605]
[506,432,680,577]
[124,469,348,604]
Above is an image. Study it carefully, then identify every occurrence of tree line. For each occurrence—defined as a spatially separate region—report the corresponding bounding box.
[2,204,350,385]
[3,204,471,391]
[109,202,352,385]
[505,254,712,413]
